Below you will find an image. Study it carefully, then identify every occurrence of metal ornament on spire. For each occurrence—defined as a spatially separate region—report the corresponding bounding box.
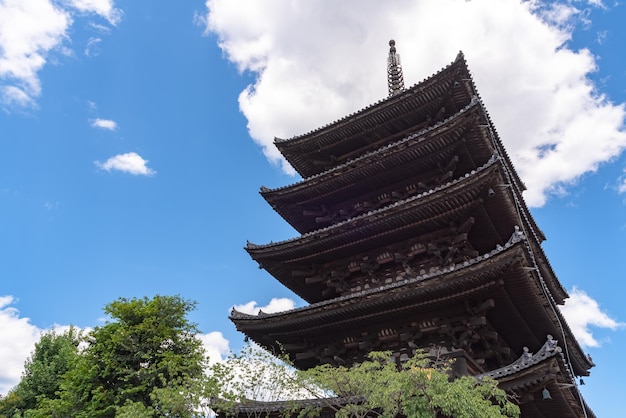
[387,39,405,96]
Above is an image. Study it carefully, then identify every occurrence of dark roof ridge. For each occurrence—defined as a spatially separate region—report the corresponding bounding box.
[476,334,594,416]
[477,334,566,380]
[274,52,467,145]
[246,153,499,250]
[233,229,525,320]
[262,97,481,194]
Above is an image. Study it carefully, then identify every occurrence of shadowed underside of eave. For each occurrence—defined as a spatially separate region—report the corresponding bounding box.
[247,160,549,303]
[275,53,474,178]
[264,101,499,234]
[235,240,592,376]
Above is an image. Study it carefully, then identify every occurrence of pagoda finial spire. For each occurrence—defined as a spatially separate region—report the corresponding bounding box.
[387,39,405,96]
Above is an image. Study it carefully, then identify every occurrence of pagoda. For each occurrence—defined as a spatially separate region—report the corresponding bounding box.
[231,41,595,417]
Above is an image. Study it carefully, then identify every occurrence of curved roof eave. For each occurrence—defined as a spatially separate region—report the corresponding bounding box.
[233,235,526,324]
[262,98,483,199]
[246,155,500,254]
[274,52,468,147]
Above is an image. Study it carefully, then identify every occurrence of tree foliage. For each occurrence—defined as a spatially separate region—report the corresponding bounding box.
[300,351,520,418]
[1,297,521,418]
[0,328,80,418]
[211,344,312,418]
[211,344,296,402]
[0,295,214,418]
[214,347,520,418]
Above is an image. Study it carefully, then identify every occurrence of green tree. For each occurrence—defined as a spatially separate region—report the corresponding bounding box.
[211,344,308,418]
[42,295,213,417]
[214,347,520,418]
[299,351,519,418]
[0,328,80,418]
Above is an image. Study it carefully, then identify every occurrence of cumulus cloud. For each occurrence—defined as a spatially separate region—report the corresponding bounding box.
[202,0,626,207]
[0,0,71,108]
[0,0,122,109]
[66,0,122,26]
[233,297,296,315]
[0,298,91,396]
[198,331,230,365]
[0,296,42,394]
[95,152,156,176]
[90,117,117,130]
[560,287,624,348]
[1,86,36,108]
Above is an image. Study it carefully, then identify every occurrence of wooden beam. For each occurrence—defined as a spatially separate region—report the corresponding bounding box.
[295,351,317,360]
[305,275,326,284]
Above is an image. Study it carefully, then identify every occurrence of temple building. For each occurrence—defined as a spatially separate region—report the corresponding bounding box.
[231,41,595,417]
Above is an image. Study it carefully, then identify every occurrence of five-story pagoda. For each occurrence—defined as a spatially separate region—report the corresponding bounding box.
[231,41,594,417]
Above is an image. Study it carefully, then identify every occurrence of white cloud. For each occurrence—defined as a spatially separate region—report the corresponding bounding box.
[89,22,111,33]
[0,86,36,108]
[0,0,123,110]
[202,0,626,207]
[90,117,117,130]
[617,168,626,194]
[560,287,624,348]
[0,298,91,396]
[233,297,296,315]
[198,331,230,365]
[84,37,102,56]
[95,152,156,176]
[44,201,59,210]
[66,0,122,26]
[0,0,71,108]
[0,296,44,395]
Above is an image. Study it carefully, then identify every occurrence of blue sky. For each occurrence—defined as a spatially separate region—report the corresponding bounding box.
[1,0,625,415]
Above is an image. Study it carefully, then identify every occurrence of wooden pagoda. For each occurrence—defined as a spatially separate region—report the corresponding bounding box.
[231,41,595,417]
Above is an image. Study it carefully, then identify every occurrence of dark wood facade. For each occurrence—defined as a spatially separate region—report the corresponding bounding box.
[233,51,594,417]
